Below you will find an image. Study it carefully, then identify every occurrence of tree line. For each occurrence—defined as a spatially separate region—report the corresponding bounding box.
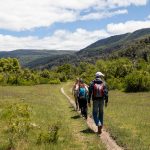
[0,57,150,92]
[0,58,62,85]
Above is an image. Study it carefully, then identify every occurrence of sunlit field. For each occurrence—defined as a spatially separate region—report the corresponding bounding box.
[0,84,105,150]
[64,82,150,150]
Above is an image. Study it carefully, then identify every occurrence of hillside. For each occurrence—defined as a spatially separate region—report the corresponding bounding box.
[35,28,150,69]
[77,28,150,57]
[0,28,150,69]
[0,49,75,67]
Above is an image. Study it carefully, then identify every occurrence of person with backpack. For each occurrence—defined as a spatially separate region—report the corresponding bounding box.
[78,78,88,119]
[72,78,79,110]
[88,72,108,134]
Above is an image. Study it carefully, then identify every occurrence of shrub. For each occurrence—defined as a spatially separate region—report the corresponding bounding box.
[36,124,60,145]
[124,70,150,92]
[59,73,67,82]
[39,77,50,84]
[0,73,4,83]
[40,69,50,78]
[49,79,61,84]
[17,78,35,86]
[6,103,31,149]
[107,58,133,78]
[107,77,123,90]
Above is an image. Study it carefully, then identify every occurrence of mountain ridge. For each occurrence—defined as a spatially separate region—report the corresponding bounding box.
[0,49,75,66]
[0,28,150,69]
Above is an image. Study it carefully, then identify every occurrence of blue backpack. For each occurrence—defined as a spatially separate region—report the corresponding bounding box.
[79,84,87,99]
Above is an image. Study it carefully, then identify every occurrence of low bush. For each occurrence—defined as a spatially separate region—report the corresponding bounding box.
[124,70,150,92]
[107,77,123,90]
[49,79,61,84]
[5,103,31,149]
[59,73,67,82]
[36,123,60,145]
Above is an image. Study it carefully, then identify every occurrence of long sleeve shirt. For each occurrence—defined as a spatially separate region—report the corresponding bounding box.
[88,78,108,103]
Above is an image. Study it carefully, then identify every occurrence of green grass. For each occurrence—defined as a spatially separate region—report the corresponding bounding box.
[0,84,105,150]
[64,82,150,150]
[105,90,150,150]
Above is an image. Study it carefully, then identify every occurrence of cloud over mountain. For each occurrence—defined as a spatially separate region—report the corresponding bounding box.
[0,0,148,31]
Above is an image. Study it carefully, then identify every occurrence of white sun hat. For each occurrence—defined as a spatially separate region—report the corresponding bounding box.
[95,72,105,77]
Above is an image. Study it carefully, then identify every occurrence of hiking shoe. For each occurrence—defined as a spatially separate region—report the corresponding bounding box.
[84,115,87,120]
[98,125,102,134]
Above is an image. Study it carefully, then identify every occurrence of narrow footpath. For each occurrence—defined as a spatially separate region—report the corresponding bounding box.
[61,87,124,150]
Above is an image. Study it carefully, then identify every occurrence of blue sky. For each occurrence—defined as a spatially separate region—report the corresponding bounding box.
[0,0,150,51]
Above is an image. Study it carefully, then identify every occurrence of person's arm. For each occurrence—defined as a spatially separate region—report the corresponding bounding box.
[72,84,75,95]
[88,81,93,104]
[103,83,108,106]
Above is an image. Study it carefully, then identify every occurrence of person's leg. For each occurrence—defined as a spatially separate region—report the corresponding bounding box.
[80,99,84,116]
[83,100,87,119]
[97,99,104,134]
[75,97,78,110]
[98,100,104,126]
[74,92,79,110]
[78,98,81,111]
[92,100,99,126]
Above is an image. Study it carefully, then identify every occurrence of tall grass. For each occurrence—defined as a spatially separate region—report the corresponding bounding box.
[0,84,105,150]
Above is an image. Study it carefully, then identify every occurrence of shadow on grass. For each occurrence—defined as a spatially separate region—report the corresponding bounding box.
[71,115,81,119]
[68,106,73,109]
[80,128,95,134]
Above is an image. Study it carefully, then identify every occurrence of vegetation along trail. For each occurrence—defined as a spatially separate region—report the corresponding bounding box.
[61,87,123,150]
[62,82,150,150]
[0,84,106,150]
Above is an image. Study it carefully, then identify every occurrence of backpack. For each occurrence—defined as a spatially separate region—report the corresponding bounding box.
[78,84,87,99]
[93,82,104,98]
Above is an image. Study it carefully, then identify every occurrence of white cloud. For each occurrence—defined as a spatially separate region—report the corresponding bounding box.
[107,20,150,34]
[148,15,150,19]
[0,29,110,51]
[81,9,128,21]
[0,2,78,31]
[0,0,148,31]
[0,18,150,51]
[104,0,148,8]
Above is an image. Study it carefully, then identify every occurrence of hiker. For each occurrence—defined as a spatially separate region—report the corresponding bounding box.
[72,78,79,110]
[88,72,108,134]
[78,78,88,119]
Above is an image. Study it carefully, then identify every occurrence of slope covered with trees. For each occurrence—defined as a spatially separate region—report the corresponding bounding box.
[0,49,75,67]
[1,28,149,69]
[25,28,150,69]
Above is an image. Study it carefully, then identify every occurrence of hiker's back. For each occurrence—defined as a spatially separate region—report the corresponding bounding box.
[88,72,109,134]
[78,80,88,119]
[73,83,79,98]
[78,83,88,99]
[93,80,104,98]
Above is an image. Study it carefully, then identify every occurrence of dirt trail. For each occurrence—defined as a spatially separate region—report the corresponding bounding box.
[61,87,124,150]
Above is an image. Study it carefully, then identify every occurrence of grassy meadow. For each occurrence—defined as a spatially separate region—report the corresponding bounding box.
[105,91,150,150]
[0,84,105,150]
[64,82,150,150]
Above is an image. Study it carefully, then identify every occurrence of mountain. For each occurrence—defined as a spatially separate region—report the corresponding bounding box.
[0,28,150,69]
[78,28,150,56]
[0,49,75,67]
[24,53,77,69]
[30,27,150,69]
